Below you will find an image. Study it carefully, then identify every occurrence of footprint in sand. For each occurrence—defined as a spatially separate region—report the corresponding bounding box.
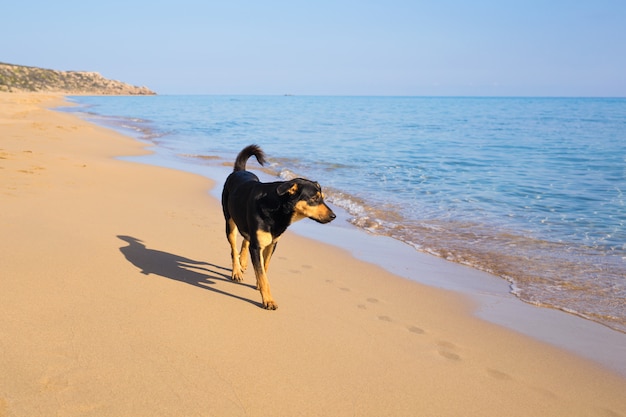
[355,298,429,339]
[437,341,461,361]
[438,350,461,361]
[357,297,380,311]
[407,325,425,334]
[486,368,512,380]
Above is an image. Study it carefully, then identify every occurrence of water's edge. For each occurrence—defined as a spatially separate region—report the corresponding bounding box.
[59,100,626,377]
[123,146,626,378]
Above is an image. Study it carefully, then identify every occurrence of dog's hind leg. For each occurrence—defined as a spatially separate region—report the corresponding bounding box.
[239,239,250,272]
[226,218,245,282]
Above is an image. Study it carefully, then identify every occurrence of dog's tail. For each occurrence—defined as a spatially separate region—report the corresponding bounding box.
[234,144,266,172]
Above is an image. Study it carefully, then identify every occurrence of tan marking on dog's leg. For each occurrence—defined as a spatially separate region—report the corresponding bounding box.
[227,219,244,281]
[253,230,277,309]
[262,241,278,272]
[254,265,276,309]
[239,239,249,272]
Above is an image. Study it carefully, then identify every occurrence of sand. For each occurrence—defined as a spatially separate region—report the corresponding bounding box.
[1,92,625,417]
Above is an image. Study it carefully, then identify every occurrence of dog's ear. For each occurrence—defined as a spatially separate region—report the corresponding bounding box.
[277,181,299,196]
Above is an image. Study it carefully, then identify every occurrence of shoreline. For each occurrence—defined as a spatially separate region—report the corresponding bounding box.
[67,94,626,336]
[115,131,626,377]
[2,92,626,416]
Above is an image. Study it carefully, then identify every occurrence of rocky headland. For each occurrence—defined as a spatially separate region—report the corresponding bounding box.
[0,62,156,95]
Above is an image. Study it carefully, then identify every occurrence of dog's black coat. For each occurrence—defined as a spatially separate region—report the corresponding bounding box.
[221,145,335,309]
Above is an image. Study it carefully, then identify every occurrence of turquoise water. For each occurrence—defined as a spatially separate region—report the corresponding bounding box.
[66,95,626,333]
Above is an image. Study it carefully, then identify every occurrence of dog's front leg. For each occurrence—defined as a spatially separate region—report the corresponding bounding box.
[263,242,277,273]
[251,231,277,310]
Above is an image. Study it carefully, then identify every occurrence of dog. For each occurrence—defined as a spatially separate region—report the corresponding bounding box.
[221,144,336,309]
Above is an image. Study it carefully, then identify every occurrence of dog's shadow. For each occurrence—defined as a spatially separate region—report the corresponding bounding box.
[117,235,260,307]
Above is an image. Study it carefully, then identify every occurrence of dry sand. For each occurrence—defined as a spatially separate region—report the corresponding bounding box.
[1,93,625,417]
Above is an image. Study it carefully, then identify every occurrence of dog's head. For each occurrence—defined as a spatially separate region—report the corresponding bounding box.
[277,179,336,224]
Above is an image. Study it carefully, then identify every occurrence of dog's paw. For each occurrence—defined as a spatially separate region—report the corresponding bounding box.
[231,269,244,282]
[263,300,278,310]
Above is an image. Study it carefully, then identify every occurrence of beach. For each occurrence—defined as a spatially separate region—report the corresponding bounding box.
[1,93,626,416]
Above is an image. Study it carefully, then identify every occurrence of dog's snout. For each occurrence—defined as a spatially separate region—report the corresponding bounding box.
[324,206,336,223]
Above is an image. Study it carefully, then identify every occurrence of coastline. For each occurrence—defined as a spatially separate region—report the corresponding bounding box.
[67,94,626,336]
[2,92,625,416]
[115,123,626,376]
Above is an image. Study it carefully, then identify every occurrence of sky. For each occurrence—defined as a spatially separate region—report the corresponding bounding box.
[2,0,625,96]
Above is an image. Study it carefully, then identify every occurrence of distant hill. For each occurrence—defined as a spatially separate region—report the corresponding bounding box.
[0,62,156,95]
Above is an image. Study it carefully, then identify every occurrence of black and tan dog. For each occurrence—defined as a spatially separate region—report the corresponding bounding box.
[221,144,336,309]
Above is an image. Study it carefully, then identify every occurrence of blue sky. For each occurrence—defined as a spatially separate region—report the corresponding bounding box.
[2,0,625,96]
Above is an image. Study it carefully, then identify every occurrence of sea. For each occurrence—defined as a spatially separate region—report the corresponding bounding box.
[63,95,626,334]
